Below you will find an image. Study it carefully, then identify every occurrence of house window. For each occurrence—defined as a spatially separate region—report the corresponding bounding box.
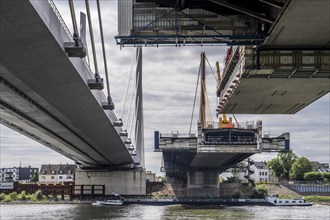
[279,201,282,203]
[51,176,55,179]
[265,172,267,176]
[30,169,32,172]
[259,172,262,175]
[52,171,55,174]
[292,201,296,203]
[59,176,63,180]
[68,170,72,174]
[29,175,32,178]
[59,170,63,174]
[41,176,45,180]
[285,201,289,203]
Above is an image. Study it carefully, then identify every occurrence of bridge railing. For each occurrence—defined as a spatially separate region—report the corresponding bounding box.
[48,0,73,41]
[160,131,197,138]
[47,0,114,122]
[207,121,259,130]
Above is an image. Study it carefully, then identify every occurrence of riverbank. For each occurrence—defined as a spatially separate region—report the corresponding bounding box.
[1,191,329,205]
[2,197,330,206]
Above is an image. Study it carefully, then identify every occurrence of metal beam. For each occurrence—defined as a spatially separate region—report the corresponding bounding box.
[309,69,319,79]
[209,0,274,23]
[288,68,297,78]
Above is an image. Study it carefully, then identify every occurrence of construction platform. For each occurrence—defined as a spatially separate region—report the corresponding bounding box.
[155,120,289,174]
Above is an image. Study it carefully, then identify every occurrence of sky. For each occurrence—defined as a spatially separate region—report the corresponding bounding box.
[0,0,329,176]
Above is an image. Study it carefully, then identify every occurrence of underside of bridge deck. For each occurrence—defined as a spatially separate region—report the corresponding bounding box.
[0,0,134,166]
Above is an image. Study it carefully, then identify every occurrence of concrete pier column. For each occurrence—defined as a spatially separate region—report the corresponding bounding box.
[187,169,219,198]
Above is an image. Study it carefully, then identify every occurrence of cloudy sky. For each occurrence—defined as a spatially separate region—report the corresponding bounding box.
[1,0,329,176]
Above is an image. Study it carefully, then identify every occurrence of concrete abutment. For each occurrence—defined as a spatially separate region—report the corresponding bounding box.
[75,169,146,195]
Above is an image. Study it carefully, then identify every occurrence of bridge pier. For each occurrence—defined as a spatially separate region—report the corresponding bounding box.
[165,169,220,198]
[187,169,219,198]
[75,169,146,196]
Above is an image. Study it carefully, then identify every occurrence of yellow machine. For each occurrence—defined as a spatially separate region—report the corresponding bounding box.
[219,114,234,128]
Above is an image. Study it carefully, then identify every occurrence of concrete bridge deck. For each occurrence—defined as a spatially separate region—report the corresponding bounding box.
[217,46,329,114]
[0,0,133,166]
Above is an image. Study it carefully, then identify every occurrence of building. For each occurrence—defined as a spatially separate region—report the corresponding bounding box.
[18,166,39,182]
[39,164,76,184]
[311,161,330,173]
[250,161,270,183]
[146,171,156,182]
[0,166,39,182]
[0,168,18,182]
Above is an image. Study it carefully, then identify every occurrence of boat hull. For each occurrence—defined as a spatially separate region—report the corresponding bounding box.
[92,200,124,206]
[265,196,312,206]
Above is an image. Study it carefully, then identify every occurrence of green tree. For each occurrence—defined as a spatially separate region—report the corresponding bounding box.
[304,172,323,181]
[323,172,330,182]
[30,171,39,182]
[268,150,297,180]
[268,158,282,179]
[290,157,313,180]
[231,162,245,180]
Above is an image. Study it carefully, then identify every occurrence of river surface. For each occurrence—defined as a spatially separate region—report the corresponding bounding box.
[0,204,329,220]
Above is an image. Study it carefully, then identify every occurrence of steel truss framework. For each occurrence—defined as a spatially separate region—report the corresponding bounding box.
[116,0,287,47]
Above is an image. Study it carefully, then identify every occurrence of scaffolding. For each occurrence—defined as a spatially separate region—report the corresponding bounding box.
[117,1,264,47]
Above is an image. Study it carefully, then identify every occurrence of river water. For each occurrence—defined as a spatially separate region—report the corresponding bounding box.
[0,204,329,219]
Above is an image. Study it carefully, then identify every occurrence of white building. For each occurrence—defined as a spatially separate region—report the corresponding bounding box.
[311,161,330,173]
[0,168,18,182]
[250,161,270,183]
[146,171,156,182]
[39,164,76,184]
[219,169,246,182]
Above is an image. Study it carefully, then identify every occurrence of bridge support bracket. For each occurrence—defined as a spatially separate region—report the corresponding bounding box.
[88,77,104,90]
[102,96,115,110]
[64,42,87,58]
[102,102,115,110]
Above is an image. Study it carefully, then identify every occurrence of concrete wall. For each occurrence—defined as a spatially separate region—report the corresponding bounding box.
[220,183,261,198]
[285,184,330,195]
[75,169,146,195]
